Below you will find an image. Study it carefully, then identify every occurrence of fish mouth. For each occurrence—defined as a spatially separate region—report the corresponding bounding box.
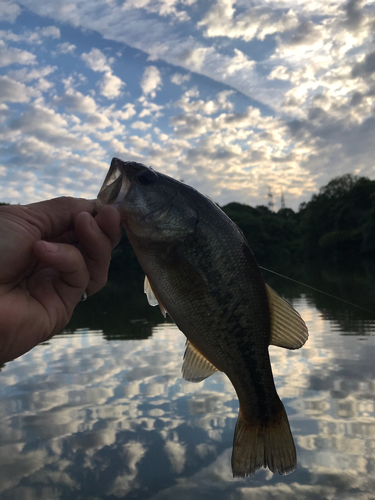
[96,158,131,211]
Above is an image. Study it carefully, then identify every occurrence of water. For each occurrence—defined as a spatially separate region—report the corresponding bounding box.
[1,268,375,500]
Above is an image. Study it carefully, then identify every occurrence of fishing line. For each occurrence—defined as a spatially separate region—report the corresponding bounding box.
[259,266,375,316]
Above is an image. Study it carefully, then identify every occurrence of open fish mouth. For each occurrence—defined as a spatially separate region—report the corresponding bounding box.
[96,158,131,210]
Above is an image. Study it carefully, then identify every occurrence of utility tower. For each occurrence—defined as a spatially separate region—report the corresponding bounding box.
[281,192,285,210]
[268,186,274,211]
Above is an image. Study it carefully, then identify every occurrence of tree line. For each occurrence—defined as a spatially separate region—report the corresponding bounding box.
[222,174,375,267]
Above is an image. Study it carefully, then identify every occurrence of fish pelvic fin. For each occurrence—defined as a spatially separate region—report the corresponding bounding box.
[231,405,296,478]
[144,275,167,318]
[182,340,219,383]
[266,284,308,350]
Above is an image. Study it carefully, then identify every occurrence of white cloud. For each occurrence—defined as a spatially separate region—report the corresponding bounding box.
[197,0,299,41]
[175,88,234,115]
[222,48,255,76]
[131,120,152,130]
[0,29,20,42]
[81,48,125,98]
[138,98,164,119]
[0,41,36,67]
[110,102,137,121]
[14,26,61,45]
[39,26,60,38]
[52,89,97,114]
[182,46,215,71]
[7,65,57,82]
[56,42,76,54]
[0,0,20,22]
[100,71,125,99]
[121,0,191,21]
[170,72,191,85]
[140,65,162,98]
[81,48,112,73]
[7,103,105,158]
[0,75,32,103]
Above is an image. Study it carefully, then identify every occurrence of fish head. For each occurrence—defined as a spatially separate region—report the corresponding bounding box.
[96,158,197,242]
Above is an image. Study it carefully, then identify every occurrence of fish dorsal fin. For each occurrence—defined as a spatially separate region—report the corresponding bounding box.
[144,275,167,318]
[182,340,219,383]
[266,284,308,350]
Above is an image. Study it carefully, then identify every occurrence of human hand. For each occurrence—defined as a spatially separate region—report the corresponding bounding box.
[0,197,121,363]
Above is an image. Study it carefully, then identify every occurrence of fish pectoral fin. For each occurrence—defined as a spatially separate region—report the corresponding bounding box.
[266,284,308,349]
[182,340,219,383]
[144,275,167,318]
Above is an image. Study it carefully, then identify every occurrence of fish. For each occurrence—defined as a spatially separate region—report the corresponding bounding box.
[96,157,308,477]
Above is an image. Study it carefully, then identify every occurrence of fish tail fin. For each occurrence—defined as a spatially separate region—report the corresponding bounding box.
[231,406,296,478]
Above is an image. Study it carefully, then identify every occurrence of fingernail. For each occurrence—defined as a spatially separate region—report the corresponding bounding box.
[41,241,59,253]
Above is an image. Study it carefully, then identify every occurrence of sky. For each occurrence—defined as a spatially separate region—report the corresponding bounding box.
[0,0,374,210]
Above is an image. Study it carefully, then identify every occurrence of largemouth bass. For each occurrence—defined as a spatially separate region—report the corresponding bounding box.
[96,158,308,477]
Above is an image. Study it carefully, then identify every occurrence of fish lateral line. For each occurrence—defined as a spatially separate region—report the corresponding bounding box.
[260,266,375,317]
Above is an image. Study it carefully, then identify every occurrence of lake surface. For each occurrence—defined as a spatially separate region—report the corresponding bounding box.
[1,266,375,500]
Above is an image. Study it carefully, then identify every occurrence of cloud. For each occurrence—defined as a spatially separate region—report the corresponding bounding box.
[140,65,162,98]
[100,71,125,98]
[285,20,323,47]
[111,102,137,121]
[198,0,299,41]
[81,48,112,72]
[351,50,375,78]
[181,46,215,71]
[81,48,125,98]
[138,98,164,119]
[170,72,191,85]
[131,120,152,130]
[121,0,191,21]
[342,0,367,31]
[56,42,76,54]
[7,65,57,82]
[222,48,255,77]
[1,25,61,45]
[175,88,234,115]
[9,103,106,162]
[0,41,36,67]
[39,26,60,38]
[0,75,32,103]
[0,0,21,22]
[52,88,97,114]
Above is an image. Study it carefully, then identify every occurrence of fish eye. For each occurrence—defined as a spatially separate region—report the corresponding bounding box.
[136,169,157,185]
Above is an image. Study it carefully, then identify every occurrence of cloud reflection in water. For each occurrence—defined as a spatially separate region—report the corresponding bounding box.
[0,297,375,499]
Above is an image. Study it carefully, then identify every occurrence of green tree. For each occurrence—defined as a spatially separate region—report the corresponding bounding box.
[300,174,375,261]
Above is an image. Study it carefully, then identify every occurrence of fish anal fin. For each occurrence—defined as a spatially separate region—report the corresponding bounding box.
[182,340,219,383]
[144,275,167,318]
[231,405,296,478]
[266,285,308,350]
